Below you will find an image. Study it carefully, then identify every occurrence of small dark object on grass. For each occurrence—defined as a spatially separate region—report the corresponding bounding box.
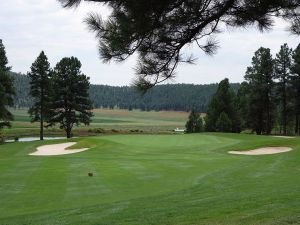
[88,172,93,177]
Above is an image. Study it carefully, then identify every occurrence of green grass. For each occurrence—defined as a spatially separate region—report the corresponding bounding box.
[2,108,189,137]
[1,133,300,224]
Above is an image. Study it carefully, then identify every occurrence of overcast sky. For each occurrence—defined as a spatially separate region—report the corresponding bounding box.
[1,0,299,86]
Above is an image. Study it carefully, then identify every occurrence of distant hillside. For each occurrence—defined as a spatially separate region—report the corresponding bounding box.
[10,72,240,112]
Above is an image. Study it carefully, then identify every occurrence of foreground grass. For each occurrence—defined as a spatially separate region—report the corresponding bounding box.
[0,133,300,224]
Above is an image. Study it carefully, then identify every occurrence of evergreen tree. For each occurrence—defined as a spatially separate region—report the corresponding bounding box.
[205,78,240,132]
[60,0,300,90]
[48,57,93,138]
[274,44,293,135]
[291,44,300,135]
[0,39,14,129]
[244,47,275,135]
[185,109,203,133]
[236,82,250,130]
[28,51,51,140]
[216,112,232,132]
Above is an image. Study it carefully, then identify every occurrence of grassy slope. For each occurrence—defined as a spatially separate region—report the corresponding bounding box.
[0,133,300,225]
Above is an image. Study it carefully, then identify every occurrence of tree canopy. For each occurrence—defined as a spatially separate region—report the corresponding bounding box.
[291,44,300,134]
[28,51,52,140]
[48,57,93,138]
[59,0,300,91]
[205,78,240,133]
[274,43,293,135]
[0,40,14,129]
[244,47,275,135]
[185,109,203,133]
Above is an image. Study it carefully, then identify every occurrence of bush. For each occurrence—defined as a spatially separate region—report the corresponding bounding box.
[185,109,203,133]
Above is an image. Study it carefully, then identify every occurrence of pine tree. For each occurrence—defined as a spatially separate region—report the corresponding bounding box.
[60,0,300,91]
[216,112,232,132]
[291,44,300,135]
[28,51,51,140]
[48,57,93,138]
[205,78,240,132]
[236,82,250,130]
[244,47,275,135]
[185,109,203,133]
[0,39,14,129]
[274,44,293,135]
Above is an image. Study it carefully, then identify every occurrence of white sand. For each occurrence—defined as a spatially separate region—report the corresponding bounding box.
[229,147,292,155]
[29,142,89,156]
[272,136,295,139]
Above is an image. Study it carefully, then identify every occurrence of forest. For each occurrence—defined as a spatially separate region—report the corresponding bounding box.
[186,43,300,136]
[11,72,240,112]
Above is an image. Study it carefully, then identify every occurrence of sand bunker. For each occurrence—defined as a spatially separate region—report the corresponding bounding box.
[272,136,295,139]
[229,147,292,155]
[29,142,89,156]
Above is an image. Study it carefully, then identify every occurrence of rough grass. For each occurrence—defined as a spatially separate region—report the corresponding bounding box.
[0,133,300,224]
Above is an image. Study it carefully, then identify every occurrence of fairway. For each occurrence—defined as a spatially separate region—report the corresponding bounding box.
[1,133,300,225]
[2,109,190,137]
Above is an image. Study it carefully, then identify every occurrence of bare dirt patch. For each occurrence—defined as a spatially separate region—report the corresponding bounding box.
[29,142,89,156]
[229,147,292,155]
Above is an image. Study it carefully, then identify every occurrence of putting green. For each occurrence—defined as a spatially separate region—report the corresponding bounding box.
[0,133,300,225]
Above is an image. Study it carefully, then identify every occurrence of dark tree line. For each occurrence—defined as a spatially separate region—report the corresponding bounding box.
[12,75,240,112]
[204,43,300,135]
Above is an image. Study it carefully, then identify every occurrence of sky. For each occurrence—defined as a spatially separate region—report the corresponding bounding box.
[1,0,299,86]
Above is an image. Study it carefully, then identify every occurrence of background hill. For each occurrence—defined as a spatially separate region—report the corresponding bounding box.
[11,72,240,112]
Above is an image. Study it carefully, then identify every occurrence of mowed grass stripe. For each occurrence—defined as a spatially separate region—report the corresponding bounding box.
[0,133,300,224]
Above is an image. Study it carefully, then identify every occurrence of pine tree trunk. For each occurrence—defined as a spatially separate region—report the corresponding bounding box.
[66,129,71,138]
[256,111,263,135]
[295,114,299,135]
[40,87,44,141]
[66,111,72,138]
[266,90,271,135]
[40,119,43,141]
[283,81,287,135]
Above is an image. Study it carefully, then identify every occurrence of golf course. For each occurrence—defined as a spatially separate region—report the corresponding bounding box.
[1,133,300,225]
[1,1,300,224]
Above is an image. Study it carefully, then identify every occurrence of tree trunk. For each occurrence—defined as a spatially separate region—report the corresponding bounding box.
[282,81,287,135]
[65,110,72,138]
[256,111,263,135]
[295,114,299,135]
[40,119,44,140]
[266,90,272,135]
[66,128,71,138]
[40,87,44,141]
